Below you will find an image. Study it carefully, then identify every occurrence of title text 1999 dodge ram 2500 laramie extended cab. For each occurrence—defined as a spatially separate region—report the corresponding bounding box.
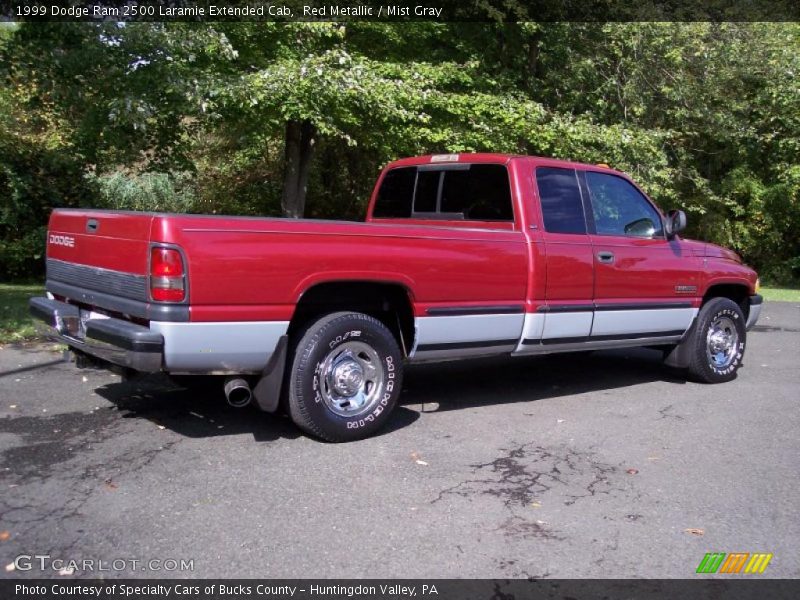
[30,153,762,441]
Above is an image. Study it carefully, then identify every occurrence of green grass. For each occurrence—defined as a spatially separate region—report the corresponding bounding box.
[0,283,43,343]
[760,287,800,303]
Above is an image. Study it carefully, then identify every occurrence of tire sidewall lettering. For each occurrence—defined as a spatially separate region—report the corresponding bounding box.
[345,354,397,430]
[328,329,362,350]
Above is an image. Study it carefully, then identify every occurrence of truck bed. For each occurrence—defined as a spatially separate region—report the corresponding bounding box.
[46,209,529,324]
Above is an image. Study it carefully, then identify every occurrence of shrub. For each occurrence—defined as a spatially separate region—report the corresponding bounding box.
[87,171,199,214]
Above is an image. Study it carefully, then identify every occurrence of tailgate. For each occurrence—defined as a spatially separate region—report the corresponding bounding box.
[47,209,154,273]
[46,210,155,312]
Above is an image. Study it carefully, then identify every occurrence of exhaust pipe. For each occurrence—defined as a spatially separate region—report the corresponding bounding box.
[224,377,252,408]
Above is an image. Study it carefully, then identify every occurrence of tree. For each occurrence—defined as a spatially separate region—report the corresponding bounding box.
[1,21,798,282]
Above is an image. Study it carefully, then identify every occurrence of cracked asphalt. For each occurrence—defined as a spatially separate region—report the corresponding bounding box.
[0,301,798,579]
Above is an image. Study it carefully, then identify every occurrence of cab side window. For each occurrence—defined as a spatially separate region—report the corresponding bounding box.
[535,167,587,234]
[585,172,664,238]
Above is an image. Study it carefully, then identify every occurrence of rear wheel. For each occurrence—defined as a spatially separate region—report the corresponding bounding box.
[687,297,746,383]
[287,312,403,442]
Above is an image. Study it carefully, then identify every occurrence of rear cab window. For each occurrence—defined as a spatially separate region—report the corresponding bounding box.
[372,167,416,218]
[372,163,514,224]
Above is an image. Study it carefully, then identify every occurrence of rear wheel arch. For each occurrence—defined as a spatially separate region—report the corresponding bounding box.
[288,280,415,357]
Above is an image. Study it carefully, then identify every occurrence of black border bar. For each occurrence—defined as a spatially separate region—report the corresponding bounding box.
[416,338,518,352]
[2,579,798,600]
[426,305,524,316]
[1,0,798,22]
[525,328,686,345]
[539,301,693,313]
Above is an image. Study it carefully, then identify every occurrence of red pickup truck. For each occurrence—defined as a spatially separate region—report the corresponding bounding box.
[30,153,762,441]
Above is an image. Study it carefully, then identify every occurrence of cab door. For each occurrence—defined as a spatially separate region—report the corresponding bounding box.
[519,166,595,348]
[582,169,699,339]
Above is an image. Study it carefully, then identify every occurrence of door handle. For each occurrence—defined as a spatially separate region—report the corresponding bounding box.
[597,251,615,263]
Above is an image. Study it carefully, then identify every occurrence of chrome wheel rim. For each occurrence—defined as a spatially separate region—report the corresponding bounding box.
[319,341,384,417]
[706,316,739,369]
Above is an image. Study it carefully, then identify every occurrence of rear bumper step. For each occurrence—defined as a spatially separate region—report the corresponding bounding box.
[29,297,164,372]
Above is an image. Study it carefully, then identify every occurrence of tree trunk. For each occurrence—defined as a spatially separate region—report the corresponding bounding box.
[527,30,543,91]
[281,119,316,218]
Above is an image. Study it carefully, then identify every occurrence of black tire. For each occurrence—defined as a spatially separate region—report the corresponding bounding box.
[287,312,403,442]
[687,297,747,383]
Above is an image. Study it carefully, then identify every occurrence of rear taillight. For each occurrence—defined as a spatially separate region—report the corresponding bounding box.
[150,247,186,302]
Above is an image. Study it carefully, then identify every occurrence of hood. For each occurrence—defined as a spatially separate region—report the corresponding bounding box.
[674,237,708,257]
[676,237,742,263]
[672,237,746,265]
[703,242,743,264]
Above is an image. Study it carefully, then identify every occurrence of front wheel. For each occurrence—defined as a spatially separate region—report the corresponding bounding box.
[687,297,747,383]
[287,312,404,442]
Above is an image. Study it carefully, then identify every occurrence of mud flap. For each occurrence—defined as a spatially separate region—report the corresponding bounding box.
[663,318,697,369]
[252,335,289,413]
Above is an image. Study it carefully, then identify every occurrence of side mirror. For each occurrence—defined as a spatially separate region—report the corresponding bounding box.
[665,209,687,239]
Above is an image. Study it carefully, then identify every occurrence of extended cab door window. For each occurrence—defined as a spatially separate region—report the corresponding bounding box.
[536,167,589,234]
[532,166,594,342]
[585,172,664,238]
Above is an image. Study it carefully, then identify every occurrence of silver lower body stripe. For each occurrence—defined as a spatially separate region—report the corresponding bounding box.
[544,311,593,339]
[411,313,524,360]
[150,320,289,373]
[591,308,697,337]
[514,311,594,353]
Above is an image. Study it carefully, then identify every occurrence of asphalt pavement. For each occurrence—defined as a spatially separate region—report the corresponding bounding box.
[0,301,798,579]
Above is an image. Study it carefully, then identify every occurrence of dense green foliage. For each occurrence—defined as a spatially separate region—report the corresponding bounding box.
[1,22,798,283]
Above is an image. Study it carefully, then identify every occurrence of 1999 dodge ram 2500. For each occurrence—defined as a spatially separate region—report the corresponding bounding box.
[30,153,762,441]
